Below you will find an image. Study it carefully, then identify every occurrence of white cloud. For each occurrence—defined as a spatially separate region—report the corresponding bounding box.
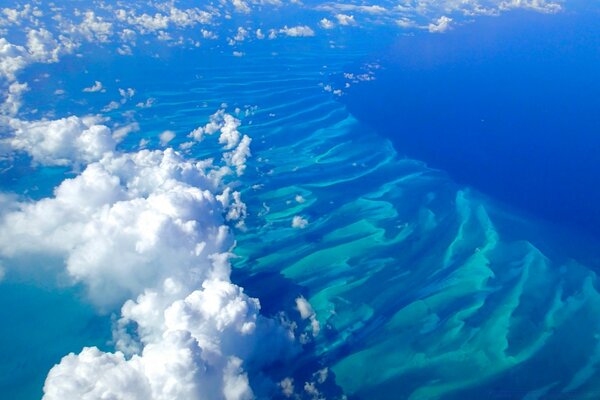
[317,3,386,16]
[116,6,212,35]
[428,16,453,33]
[112,122,140,142]
[295,296,319,337]
[499,0,562,13]
[83,80,104,93]
[396,17,418,29]
[0,5,37,27]
[5,115,116,166]
[26,28,61,62]
[218,114,242,150]
[292,215,308,229]
[119,87,135,102]
[0,38,28,80]
[295,296,314,319]
[1,81,28,115]
[136,98,155,108]
[233,27,249,43]
[0,110,298,399]
[335,14,356,26]
[279,25,315,37]
[201,29,218,40]
[0,148,237,306]
[224,134,251,175]
[232,0,251,14]
[280,377,294,397]
[159,130,176,146]
[319,18,335,29]
[102,100,121,112]
[68,11,113,43]
[188,110,251,175]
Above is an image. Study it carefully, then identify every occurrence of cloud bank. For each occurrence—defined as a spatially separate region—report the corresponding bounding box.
[0,110,297,399]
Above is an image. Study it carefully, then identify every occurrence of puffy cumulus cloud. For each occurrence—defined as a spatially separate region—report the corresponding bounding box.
[4,115,116,166]
[279,377,295,397]
[189,110,235,145]
[499,0,562,13]
[279,25,316,37]
[43,347,152,400]
[319,18,335,29]
[314,0,562,31]
[78,11,113,42]
[230,0,286,14]
[0,81,28,116]
[188,110,252,175]
[230,27,249,44]
[0,110,298,399]
[292,215,308,229]
[82,80,104,93]
[159,130,176,146]
[0,31,73,115]
[45,279,290,400]
[115,5,212,34]
[428,16,452,33]
[317,3,386,15]
[218,188,248,228]
[335,14,357,26]
[3,27,76,80]
[0,38,28,81]
[0,147,240,306]
[295,296,320,338]
[232,0,252,14]
[295,296,315,320]
[223,134,252,176]
[26,28,62,62]
[0,4,42,27]
[396,17,418,29]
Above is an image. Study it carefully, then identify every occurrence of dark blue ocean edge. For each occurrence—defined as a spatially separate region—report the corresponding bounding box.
[341,9,600,245]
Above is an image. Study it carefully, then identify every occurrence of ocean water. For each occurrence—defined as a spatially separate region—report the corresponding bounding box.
[342,9,600,240]
[2,5,600,400]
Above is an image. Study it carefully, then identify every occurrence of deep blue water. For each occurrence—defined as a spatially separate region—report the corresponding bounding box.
[343,9,600,239]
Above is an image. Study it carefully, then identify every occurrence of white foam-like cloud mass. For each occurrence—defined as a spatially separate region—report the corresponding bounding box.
[44,279,284,400]
[428,16,453,33]
[0,38,29,81]
[0,111,296,399]
[279,25,316,37]
[159,130,176,146]
[83,80,104,93]
[0,146,233,305]
[5,116,116,166]
[295,296,315,320]
[335,14,357,27]
[292,215,309,229]
[295,297,320,338]
[0,81,28,115]
[319,18,335,29]
[189,110,252,175]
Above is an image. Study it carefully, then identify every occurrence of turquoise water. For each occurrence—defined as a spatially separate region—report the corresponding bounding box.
[2,7,600,400]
